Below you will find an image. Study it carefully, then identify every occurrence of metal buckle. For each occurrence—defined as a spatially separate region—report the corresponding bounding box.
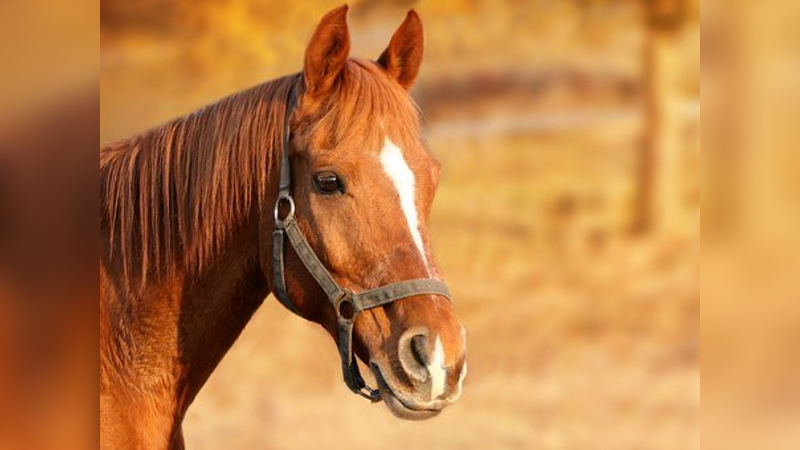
[273,192,295,225]
[357,384,382,403]
[335,294,356,321]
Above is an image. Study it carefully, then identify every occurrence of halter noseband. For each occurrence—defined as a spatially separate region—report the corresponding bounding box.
[271,84,452,402]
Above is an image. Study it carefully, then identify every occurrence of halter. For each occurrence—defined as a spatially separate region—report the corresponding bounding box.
[271,84,452,402]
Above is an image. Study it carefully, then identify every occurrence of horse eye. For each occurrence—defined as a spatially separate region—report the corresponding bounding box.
[314,171,343,194]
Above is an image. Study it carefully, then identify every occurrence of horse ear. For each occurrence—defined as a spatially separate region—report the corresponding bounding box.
[377,10,424,90]
[304,5,351,97]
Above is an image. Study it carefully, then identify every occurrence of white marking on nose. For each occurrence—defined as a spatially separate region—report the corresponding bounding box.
[379,137,428,267]
[429,336,447,400]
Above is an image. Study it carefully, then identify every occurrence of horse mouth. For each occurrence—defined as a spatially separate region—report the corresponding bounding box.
[370,363,442,421]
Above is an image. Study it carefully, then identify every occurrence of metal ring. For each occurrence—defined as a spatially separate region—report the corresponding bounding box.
[337,298,356,320]
[359,385,382,403]
[273,194,295,224]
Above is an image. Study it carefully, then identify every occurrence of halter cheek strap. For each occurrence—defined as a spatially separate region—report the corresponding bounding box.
[272,84,452,402]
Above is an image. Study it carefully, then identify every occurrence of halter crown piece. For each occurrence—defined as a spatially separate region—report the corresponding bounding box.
[272,83,452,402]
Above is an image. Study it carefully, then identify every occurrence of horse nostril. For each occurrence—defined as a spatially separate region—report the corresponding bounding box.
[399,329,431,383]
[410,334,430,366]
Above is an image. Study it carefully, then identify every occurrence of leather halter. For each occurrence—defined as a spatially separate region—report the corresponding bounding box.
[271,84,452,402]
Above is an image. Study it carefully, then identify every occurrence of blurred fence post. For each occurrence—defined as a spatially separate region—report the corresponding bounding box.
[635,0,690,235]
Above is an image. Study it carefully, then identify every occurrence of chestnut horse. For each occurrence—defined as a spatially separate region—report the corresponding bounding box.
[101,6,466,449]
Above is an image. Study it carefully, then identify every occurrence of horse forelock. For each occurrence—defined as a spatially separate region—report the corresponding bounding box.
[304,58,422,157]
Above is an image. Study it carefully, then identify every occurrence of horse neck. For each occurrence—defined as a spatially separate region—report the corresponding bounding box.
[101,80,297,445]
[101,216,269,410]
[101,129,286,429]
[101,223,269,449]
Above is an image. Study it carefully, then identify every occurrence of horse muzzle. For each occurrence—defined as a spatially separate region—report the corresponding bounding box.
[369,327,467,420]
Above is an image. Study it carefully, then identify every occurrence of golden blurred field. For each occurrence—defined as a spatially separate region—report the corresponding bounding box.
[101,1,699,448]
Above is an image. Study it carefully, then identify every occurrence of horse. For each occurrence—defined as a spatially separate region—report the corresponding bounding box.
[100,6,467,449]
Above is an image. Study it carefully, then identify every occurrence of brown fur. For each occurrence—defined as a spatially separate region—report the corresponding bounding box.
[101,6,466,448]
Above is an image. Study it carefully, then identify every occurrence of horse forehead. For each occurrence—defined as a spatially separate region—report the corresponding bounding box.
[373,130,432,167]
[309,125,432,181]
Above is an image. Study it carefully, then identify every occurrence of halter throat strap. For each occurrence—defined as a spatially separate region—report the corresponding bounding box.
[271,84,452,402]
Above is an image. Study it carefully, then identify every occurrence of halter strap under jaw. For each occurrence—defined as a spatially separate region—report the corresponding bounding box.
[271,83,452,403]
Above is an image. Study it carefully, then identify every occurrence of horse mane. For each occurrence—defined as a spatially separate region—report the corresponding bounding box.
[101,73,299,287]
[101,59,421,290]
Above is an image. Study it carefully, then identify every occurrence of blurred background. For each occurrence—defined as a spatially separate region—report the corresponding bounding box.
[100,1,700,448]
[0,2,96,449]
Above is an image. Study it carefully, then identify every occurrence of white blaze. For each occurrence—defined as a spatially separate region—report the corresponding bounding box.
[430,336,447,400]
[379,137,428,266]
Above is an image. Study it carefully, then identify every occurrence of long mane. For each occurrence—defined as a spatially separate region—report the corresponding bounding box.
[101,74,300,286]
[101,59,421,289]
